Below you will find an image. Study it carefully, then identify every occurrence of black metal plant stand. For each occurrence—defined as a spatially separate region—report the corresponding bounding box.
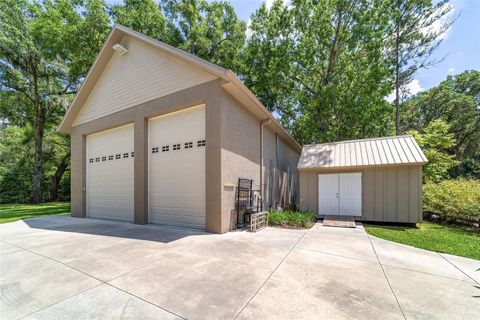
[235,178,262,229]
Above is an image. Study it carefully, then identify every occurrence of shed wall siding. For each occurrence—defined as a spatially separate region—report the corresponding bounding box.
[299,166,422,223]
[73,35,216,126]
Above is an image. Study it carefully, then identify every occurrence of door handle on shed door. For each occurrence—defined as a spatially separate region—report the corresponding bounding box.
[336,193,339,198]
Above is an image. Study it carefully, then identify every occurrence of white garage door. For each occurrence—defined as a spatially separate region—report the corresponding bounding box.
[148,106,206,229]
[86,124,134,222]
[318,173,362,216]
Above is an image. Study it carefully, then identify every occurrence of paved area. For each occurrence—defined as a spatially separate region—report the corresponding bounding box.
[0,216,479,320]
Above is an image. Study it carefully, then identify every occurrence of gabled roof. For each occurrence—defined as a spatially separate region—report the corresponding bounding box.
[298,135,428,170]
[58,25,301,152]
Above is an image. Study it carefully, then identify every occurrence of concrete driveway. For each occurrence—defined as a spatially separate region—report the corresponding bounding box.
[0,216,479,320]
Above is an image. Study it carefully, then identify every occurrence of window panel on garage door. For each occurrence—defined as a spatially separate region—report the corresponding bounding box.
[148,105,206,229]
[86,124,134,222]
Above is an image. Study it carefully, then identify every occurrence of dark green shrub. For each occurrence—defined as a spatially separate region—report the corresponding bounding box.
[267,210,316,229]
[423,179,480,226]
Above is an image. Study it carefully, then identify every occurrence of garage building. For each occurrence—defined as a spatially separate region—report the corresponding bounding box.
[298,136,427,223]
[59,25,301,233]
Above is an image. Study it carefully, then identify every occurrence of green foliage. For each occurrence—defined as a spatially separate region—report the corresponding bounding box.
[423,179,480,226]
[161,0,246,70]
[242,0,395,144]
[402,70,480,178]
[0,0,109,202]
[110,0,167,39]
[365,221,480,260]
[0,126,33,203]
[409,120,459,182]
[267,210,316,229]
[0,202,70,224]
[386,0,455,134]
[110,0,247,71]
[0,125,70,203]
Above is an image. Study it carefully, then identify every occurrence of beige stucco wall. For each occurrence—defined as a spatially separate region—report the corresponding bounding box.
[70,80,224,233]
[73,35,216,126]
[70,79,301,234]
[299,165,423,223]
[220,92,301,232]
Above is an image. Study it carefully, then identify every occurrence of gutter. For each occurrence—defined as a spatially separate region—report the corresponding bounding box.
[260,118,271,210]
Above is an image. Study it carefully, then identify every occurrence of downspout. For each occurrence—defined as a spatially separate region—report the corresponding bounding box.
[260,118,271,211]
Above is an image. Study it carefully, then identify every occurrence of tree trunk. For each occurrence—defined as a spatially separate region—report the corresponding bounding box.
[30,115,45,203]
[50,152,70,202]
[394,1,401,135]
[30,63,45,204]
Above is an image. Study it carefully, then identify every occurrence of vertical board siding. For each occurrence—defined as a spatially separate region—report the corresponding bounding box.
[374,168,385,221]
[299,165,422,223]
[385,168,397,222]
[397,167,410,222]
[362,169,375,221]
[73,36,216,126]
[408,166,420,223]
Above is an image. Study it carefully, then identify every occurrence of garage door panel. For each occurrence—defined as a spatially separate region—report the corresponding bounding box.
[88,212,132,222]
[86,124,134,222]
[150,214,205,228]
[149,106,206,229]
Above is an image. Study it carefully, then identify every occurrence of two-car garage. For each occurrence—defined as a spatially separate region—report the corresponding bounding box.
[85,106,206,229]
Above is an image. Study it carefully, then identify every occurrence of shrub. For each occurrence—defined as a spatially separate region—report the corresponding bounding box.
[267,210,316,229]
[423,179,480,226]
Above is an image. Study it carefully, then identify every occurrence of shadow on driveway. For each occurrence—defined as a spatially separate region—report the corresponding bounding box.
[22,215,209,244]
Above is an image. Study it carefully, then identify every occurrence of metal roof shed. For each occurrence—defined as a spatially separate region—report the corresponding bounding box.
[297,136,427,223]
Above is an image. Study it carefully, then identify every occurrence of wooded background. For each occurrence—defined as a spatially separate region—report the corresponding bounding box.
[0,0,478,204]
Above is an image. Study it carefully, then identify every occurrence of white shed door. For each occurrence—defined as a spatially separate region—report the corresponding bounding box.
[318,174,339,215]
[148,106,206,229]
[318,173,362,216]
[339,173,362,216]
[86,124,134,222]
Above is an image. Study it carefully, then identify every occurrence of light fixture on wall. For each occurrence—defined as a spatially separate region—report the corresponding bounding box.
[112,44,128,55]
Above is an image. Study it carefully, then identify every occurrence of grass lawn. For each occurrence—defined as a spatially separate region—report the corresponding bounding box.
[365,221,480,260]
[0,202,71,224]
[267,210,316,229]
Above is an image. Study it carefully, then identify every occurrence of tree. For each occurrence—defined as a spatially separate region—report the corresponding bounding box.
[161,0,246,70]
[109,0,246,71]
[0,0,110,203]
[387,0,455,134]
[110,0,167,39]
[409,120,459,182]
[402,70,480,177]
[242,0,393,144]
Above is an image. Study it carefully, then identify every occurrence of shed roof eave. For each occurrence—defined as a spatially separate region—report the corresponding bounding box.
[297,161,427,171]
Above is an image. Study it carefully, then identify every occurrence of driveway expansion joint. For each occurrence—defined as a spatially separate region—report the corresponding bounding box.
[0,239,185,320]
[438,252,479,285]
[366,234,407,320]
[233,230,308,320]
